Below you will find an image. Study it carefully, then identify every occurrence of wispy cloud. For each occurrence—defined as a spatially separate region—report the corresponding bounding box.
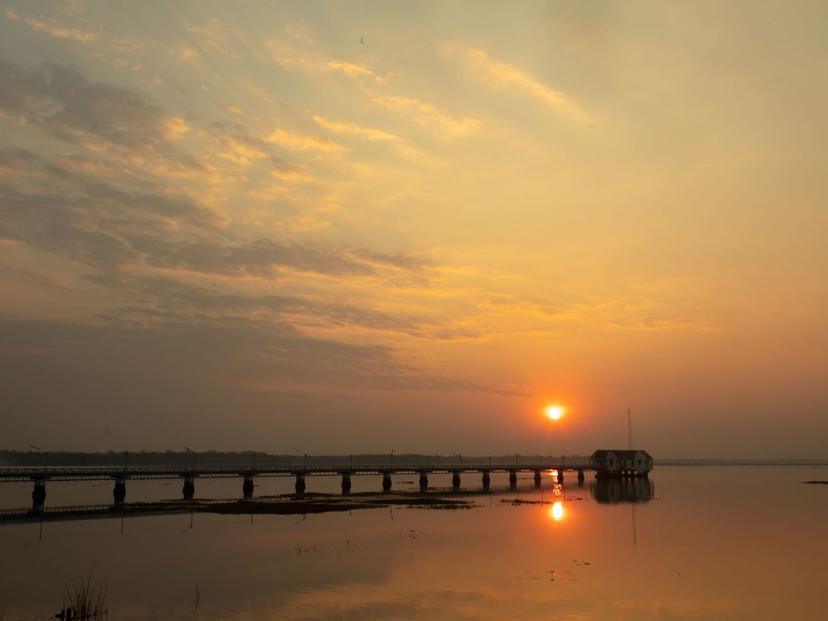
[313,115,399,142]
[210,125,271,168]
[372,95,480,138]
[5,7,142,56]
[0,146,432,287]
[267,38,386,82]
[265,128,345,154]
[450,46,590,123]
[0,60,189,160]
[185,18,240,59]
[4,7,99,43]
[284,23,315,45]
[172,45,200,62]
[475,292,718,335]
[313,115,434,163]
[92,273,433,337]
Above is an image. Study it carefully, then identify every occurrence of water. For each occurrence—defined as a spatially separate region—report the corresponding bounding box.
[1,467,827,620]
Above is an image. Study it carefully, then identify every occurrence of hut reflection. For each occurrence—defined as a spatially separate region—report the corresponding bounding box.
[590,477,654,504]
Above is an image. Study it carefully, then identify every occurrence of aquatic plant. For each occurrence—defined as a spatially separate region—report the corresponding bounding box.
[193,581,200,616]
[58,572,108,619]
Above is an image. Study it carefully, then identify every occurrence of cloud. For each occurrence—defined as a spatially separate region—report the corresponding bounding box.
[266,128,346,154]
[210,122,273,168]
[313,115,399,142]
[284,23,315,45]
[4,7,142,56]
[138,238,427,280]
[0,59,306,184]
[0,56,515,448]
[0,150,216,230]
[450,46,590,123]
[185,18,241,59]
[0,149,220,268]
[313,115,434,163]
[0,60,192,163]
[0,147,426,280]
[267,38,386,82]
[4,7,100,43]
[173,45,200,62]
[0,263,73,292]
[372,95,480,138]
[0,60,429,281]
[163,116,191,141]
[476,292,718,335]
[6,59,282,186]
[89,272,431,336]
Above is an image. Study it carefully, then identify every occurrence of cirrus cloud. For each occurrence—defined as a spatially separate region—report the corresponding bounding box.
[448,45,591,124]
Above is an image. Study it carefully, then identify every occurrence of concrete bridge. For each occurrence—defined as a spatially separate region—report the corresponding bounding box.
[0,455,650,514]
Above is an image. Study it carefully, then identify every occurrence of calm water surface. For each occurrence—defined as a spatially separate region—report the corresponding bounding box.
[1,466,827,620]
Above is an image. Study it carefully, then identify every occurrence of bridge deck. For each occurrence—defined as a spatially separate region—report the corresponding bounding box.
[0,463,593,482]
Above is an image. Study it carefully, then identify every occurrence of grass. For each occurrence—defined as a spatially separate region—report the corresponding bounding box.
[61,571,108,619]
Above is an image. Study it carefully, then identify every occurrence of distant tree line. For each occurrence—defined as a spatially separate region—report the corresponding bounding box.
[1,451,825,467]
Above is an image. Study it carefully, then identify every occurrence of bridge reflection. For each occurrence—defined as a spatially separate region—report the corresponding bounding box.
[0,474,656,525]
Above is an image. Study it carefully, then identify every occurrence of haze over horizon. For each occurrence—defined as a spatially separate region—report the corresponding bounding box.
[1,1,826,459]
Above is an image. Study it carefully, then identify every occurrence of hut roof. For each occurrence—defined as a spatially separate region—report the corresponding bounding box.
[591,449,653,460]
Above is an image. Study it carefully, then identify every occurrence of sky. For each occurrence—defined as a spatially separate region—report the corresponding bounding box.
[1,1,826,458]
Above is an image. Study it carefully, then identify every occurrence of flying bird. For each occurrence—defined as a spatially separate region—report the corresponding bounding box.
[360,36,365,44]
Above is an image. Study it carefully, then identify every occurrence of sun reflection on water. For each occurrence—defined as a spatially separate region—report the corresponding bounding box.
[549,500,565,522]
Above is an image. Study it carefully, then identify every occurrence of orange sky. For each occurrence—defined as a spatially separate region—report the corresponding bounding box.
[0,1,826,457]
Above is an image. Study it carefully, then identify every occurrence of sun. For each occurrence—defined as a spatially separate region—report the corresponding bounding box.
[545,404,565,421]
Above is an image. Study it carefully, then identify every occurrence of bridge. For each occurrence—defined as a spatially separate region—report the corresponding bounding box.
[2,462,590,513]
[0,453,651,514]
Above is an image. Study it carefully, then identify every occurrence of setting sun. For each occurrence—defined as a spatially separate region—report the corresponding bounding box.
[545,405,565,421]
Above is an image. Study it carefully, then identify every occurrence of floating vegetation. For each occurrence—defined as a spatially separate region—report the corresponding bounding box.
[502,498,551,505]
[210,493,474,515]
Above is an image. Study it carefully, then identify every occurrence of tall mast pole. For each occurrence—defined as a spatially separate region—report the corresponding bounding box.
[627,406,633,451]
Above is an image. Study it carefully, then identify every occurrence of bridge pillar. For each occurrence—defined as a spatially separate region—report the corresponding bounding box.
[418,472,428,492]
[382,473,392,493]
[242,474,255,499]
[113,476,127,505]
[557,469,565,484]
[295,474,306,495]
[341,473,352,495]
[533,470,542,489]
[577,469,585,486]
[508,470,518,490]
[31,479,46,514]
[482,470,491,491]
[182,475,195,500]
[452,471,461,490]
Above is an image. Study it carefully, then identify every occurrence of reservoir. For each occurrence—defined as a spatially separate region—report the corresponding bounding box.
[0,466,826,620]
